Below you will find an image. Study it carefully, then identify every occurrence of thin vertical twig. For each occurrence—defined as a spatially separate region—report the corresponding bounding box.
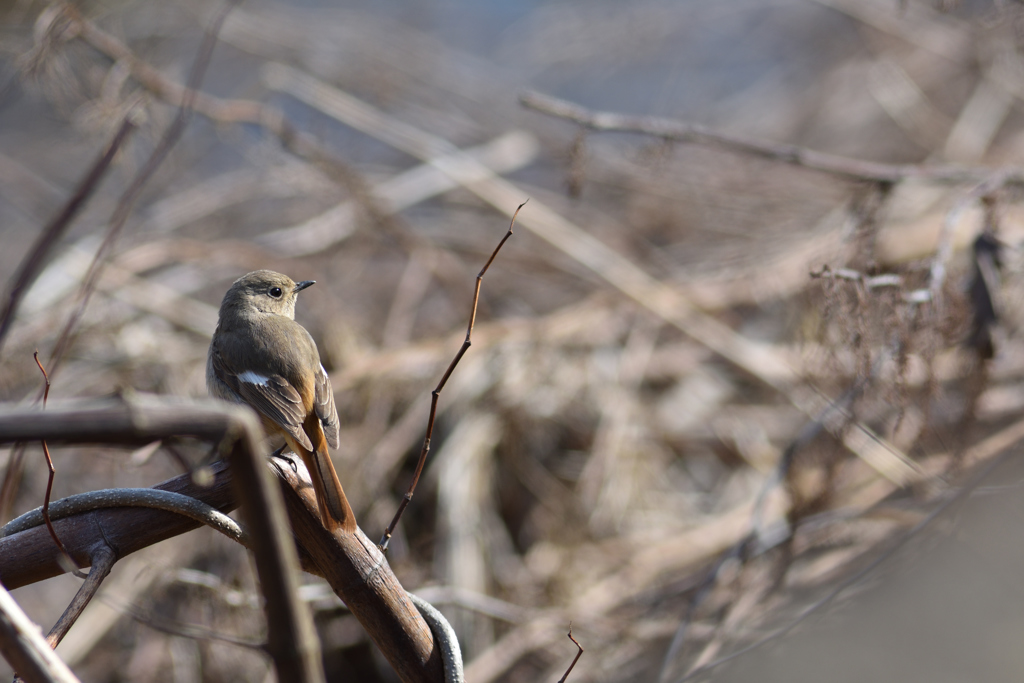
[378,201,526,551]
[32,352,86,580]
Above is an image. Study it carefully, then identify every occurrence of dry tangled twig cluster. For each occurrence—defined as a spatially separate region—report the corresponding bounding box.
[3,0,1024,681]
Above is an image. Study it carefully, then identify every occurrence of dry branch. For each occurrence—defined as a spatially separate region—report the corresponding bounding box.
[518,90,1021,184]
[273,453,445,683]
[44,544,115,650]
[557,625,584,683]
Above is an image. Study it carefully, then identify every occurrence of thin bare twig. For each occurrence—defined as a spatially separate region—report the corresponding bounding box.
[378,201,525,551]
[32,351,86,579]
[45,544,116,649]
[519,90,1024,184]
[556,624,584,683]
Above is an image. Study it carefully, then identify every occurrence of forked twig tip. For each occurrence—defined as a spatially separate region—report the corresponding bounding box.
[558,621,585,682]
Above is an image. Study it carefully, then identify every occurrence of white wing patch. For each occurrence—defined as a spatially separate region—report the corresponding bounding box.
[238,370,270,386]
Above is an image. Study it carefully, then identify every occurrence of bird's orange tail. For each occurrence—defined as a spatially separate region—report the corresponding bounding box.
[291,416,357,533]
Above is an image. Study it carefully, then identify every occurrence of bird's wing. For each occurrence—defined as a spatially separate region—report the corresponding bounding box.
[209,339,313,451]
[313,362,341,450]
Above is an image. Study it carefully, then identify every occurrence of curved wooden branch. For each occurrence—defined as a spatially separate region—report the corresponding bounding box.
[0,459,237,589]
[1,488,246,543]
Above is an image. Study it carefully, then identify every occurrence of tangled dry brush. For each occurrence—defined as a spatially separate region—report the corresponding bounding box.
[3,0,1024,681]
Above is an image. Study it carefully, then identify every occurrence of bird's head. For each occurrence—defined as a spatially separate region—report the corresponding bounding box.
[219,270,315,320]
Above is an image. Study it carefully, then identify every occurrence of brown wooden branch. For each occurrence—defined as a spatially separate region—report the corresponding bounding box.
[0,458,236,589]
[0,397,446,683]
[273,453,445,683]
[519,90,1024,185]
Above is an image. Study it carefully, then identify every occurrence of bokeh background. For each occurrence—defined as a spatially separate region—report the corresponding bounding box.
[3,0,1024,681]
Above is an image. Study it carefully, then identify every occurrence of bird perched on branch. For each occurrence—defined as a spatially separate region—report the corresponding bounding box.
[207,270,355,532]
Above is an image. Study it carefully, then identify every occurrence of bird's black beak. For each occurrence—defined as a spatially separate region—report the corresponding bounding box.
[294,280,316,293]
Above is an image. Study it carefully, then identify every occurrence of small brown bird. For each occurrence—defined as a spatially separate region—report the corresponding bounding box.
[207,270,355,532]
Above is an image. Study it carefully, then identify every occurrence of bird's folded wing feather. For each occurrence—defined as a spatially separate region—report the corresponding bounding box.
[210,341,314,451]
[314,362,341,450]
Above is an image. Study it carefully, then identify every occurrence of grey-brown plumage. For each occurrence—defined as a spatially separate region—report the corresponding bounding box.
[207,270,354,532]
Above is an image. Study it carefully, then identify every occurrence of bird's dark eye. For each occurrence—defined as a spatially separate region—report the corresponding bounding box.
[268,286,283,298]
